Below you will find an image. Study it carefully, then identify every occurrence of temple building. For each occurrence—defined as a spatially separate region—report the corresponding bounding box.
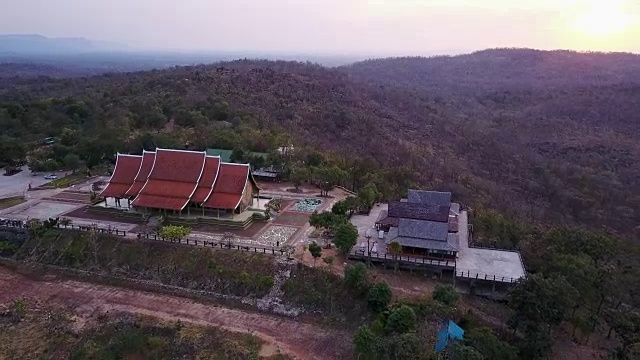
[376,190,460,260]
[99,148,259,217]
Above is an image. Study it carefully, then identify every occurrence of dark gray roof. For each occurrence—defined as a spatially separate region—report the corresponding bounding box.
[375,210,400,227]
[392,237,458,251]
[407,190,452,207]
[386,224,459,251]
[398,218,449,241]
[375,209,388,223]
[388,201,449,222]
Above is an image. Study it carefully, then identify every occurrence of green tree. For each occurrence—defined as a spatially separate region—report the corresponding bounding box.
[334,223,358,255]
[290,165,309,191]
[309,211,346,233]
[308,242,322,267]
[343,196,359,215]
[447,342,485,360]
[159,225,191,242]
[305,152,325,167]
[605,308,640,359]
[507,274,577,335]
[44,158,60,172]
[230,147,246,163]
[368,282,392,313]
[385,305,417,334]
[433,284,460,306]
[357,183,379,211]
[464,327,518,360]
[316,165,346,197]
[353,325,377,358]
[63,153,83,173]
[375,333,423,360]
[345,263,369,293]
[0,135,26,166]
[331,199,348,216]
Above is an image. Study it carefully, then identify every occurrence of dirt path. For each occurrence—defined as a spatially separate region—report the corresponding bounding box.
[0,267,351,360]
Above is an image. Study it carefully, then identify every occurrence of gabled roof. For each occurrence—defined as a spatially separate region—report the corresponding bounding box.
[132,149,206,211]
[124,151,156,198]
[206,149,233,162]
[388,201,450,223]
[388,221,459,251]
[191,156,221,203]
[204,163,250,209]
[206,148,269,164]
[407,190,452,207]
[100,154,142,198]
[398,218,449,242]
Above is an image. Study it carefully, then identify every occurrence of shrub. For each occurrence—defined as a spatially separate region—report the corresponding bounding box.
[367,282,392,313]
[433,284,459,306]
[385,305,417,334]
[334,223,358,254]
[344,263,369,293]
[353,325,377,357]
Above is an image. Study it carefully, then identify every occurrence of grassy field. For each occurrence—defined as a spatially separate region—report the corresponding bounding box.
[46,172,87,188]
[0,301,291,360]
[13,229,277,298]
[0,197,25,210]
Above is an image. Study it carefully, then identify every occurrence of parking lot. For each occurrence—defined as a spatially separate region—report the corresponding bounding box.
[0,166,66,198]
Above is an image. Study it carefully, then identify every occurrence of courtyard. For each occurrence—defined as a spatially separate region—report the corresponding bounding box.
[349,204,526,283]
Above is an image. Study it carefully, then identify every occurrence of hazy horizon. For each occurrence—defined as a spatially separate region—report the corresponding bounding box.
[2,0,639,57]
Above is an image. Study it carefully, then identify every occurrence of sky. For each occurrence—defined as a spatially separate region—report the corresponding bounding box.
[2,0,639,56]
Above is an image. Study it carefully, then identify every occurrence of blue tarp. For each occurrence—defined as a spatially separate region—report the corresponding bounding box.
[435,320,464,352]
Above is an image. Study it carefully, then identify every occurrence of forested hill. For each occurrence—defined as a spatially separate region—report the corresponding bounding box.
[0,54,638,239]
[342,49,640,93]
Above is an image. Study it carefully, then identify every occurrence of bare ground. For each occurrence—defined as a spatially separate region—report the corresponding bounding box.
[0,266,352,360]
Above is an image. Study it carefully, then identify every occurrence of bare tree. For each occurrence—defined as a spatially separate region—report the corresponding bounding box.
[222,232,235,248]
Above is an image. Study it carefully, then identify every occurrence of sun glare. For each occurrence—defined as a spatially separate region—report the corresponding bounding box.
[573,0,632,37]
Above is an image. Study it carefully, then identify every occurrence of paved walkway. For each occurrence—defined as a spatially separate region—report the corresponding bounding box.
[455,211,525,282]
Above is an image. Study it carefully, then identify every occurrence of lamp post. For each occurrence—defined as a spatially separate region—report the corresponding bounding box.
[365,229,372,267]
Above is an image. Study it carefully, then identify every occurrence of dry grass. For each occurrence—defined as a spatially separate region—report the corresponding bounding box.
[0,300,292,360]
[0,197,25,210]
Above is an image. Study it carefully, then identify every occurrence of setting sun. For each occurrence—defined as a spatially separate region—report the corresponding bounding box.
[573,0,632,37]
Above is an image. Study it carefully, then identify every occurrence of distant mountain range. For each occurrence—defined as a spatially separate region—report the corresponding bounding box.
[0,34,363,77]
[0,34,127,54]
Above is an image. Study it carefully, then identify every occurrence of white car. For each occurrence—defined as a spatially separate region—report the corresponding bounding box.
[44,174,58,180]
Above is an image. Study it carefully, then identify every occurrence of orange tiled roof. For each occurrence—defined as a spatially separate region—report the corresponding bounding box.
[124,151,156,198]
[191,156,221,203]
[100,154,142,198]
[204,163,250,209]
[131,149,206,211]
[103,149,257,211]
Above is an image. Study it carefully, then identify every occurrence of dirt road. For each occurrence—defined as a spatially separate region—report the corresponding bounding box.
[0,267,351,360]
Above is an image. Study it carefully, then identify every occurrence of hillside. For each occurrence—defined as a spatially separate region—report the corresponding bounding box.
[342,49,640,93]
[0,52,638,239]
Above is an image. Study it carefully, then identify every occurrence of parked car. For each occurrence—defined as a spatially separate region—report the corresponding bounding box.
[44,174,58,180]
